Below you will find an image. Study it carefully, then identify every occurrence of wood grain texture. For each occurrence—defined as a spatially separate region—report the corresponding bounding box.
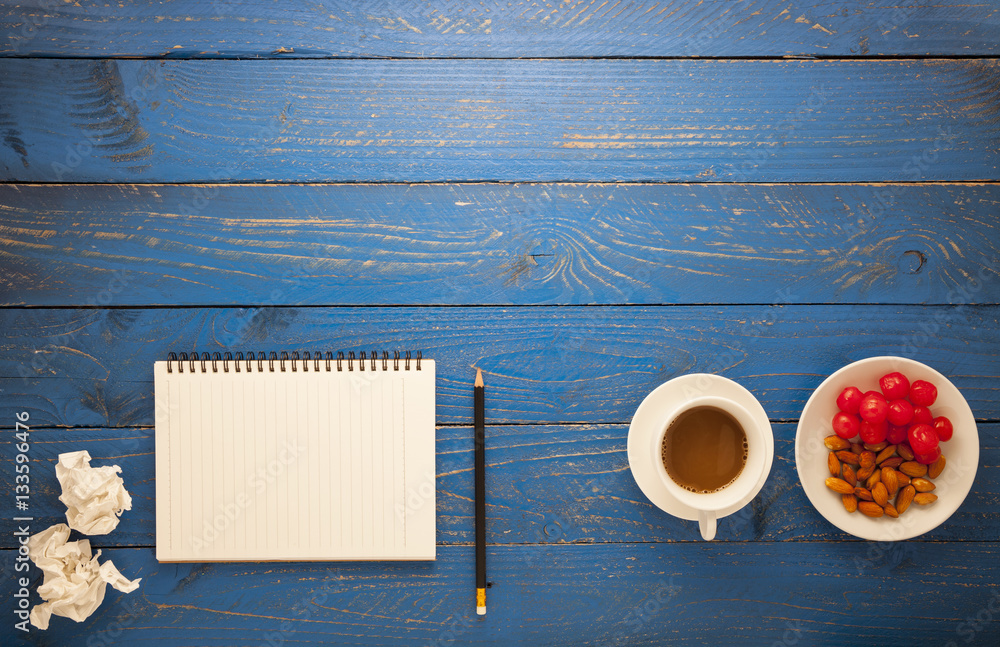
[2,58,999,183]
[2,183,999,307]
[1,306,997,427]
[3,1,999,58]
[3,423,995,549]
[3,543,999,646]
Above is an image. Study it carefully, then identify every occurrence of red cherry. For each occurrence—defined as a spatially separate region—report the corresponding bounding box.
[912,405,934,425]
[886,399,914,427]
[859,419,888,445]
[933,416,954,442]
[914,446,942,465]
[909,380,938,407]
[858,392,888,423]
[832,412,861,439]
[908,423,939,455]
[879,371,910,401]
[836,386,864,415]
[887,423,908,445]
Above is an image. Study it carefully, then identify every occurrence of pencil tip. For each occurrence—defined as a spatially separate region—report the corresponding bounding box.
[475,368,483,387]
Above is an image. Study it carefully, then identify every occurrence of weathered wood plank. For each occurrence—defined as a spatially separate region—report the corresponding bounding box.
[1,306,997,427]
[3,543,999,646]
[2,423,994,549]
[3,1,999,58]
[2,183,999,307]
[2,59,998,183]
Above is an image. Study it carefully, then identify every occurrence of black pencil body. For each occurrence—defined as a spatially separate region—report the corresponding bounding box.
[474,374,486,613]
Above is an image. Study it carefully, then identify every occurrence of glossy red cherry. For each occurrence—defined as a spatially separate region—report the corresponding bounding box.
[887,423,908,445]
[914,446,942,465]
[886,399,914,427]
[858,392,888,423]
[859,419,888,445]
[836,386,864,415]
[912,405,934,425]
[908,423,939,455]
[832,412,861,439]
[879,371,910,401]
[933,416,954,442]
[909,380,938,407]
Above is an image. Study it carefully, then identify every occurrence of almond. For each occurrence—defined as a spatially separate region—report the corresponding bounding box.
[914,492,938,505]
[872,482,889,507]
[851,442,864,455]
[856,464,875,481]
[836,451,861,466]
[842,464,857,487]
[864,441,889,453]
[897,443,915,461]
[858,501,884,517]
[883,503,899,518]
[880,456,904,469]
[911,478,936,493]
[860,451,876,469]
[875,445,897,465]
[928,454,946,479]
[854,487,874,501]
[828,452,841,477]
[881,467,899,498]
[825,477,855,494]
[842,493,858,513]
[900,461,928,478]
[865,470,881,490]
[896,485,916,514]
[824,435,852,451]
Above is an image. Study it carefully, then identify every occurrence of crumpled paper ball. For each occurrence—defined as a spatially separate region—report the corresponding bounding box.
[56,450,132,535]
[27,524,141,630]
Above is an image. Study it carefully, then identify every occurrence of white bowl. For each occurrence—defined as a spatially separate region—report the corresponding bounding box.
[795,356,979,541]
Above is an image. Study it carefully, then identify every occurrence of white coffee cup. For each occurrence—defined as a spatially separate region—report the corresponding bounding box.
[652,395,771,540]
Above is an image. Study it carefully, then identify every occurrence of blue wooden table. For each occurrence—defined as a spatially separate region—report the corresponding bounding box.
[2,2,999,645]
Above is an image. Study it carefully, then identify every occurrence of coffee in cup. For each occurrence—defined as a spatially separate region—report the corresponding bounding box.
[653,395,770,540]
[660,405,748,494]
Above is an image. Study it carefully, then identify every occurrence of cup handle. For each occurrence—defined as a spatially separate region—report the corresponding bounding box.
[698,510,717,541]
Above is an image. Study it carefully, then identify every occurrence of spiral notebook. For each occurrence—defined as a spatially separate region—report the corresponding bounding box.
[154,350,436,562]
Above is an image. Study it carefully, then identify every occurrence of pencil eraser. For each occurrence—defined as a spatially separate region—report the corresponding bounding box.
[477,606,486,616]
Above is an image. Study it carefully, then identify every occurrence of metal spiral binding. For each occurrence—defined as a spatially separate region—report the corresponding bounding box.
[165,350,422,373]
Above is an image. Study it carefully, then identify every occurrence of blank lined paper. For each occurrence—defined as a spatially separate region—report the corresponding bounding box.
[154,355,436,562]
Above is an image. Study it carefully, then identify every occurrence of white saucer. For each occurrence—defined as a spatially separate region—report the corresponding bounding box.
[627,374,774,522]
